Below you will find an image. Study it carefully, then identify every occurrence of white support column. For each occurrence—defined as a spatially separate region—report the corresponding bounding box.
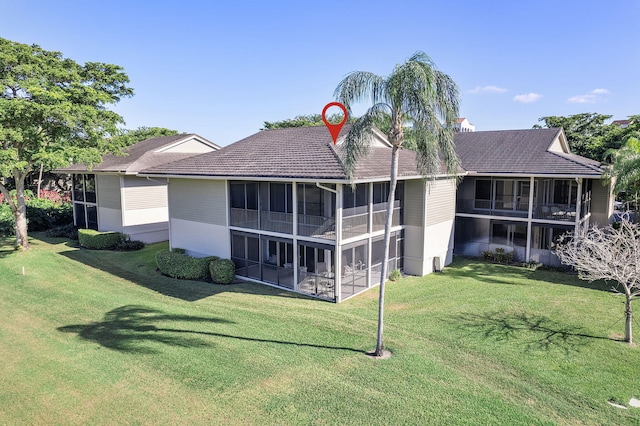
[168,178,177,250]
[525,176,535,261]
[119,175,126,237]
[71,174,78,226]
[368,183,373,288]
[574,178,583,235]
[292,181,298,291]
[335,184,343,302]
[368,182,373,234]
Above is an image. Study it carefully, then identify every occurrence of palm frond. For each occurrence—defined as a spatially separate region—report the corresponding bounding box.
[388,53,459,125]
[335,51,460,181]
[383,53,460,180]
[605,137,640,193]
[340,104,388,180]
[334,71,389,113]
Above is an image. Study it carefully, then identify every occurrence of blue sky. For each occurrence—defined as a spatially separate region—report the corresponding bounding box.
[3,0,638,146]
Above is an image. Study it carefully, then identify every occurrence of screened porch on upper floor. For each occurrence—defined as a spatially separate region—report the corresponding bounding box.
[456,177,592,222]
[229,181,336,239]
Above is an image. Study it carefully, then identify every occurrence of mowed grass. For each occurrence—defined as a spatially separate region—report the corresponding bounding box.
[0,235,638,425]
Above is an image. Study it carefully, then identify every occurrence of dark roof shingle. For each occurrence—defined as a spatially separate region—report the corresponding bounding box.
[58,134,216,173]
[454,128,603,176]
[142,126,434,181]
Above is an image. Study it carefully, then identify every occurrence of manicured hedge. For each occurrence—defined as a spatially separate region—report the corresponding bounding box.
[210,258,236,284]
[26,198,73,231]
[0,198,73,236]
[156,249,217,280]
[78,229,122,250]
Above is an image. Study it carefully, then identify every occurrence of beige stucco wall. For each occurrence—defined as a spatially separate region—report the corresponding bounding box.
[402,178,457,276]
[168,179,227,226]
[123,176,168,211]
[426,179,457,226]
[590,178,613,226]
[167,178,229,257]
[403,179,426,276]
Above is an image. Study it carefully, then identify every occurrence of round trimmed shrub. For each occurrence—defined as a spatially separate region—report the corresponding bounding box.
[156,249,217,280]
[78,229,122,249]
[210,258,236,284]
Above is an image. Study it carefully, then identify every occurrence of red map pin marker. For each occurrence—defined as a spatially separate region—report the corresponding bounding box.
[322,102,348,145]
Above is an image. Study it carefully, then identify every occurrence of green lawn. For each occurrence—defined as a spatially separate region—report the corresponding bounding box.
[1,235,638,425]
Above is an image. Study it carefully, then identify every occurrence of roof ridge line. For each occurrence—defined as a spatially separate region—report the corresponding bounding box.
[547,150,604,173]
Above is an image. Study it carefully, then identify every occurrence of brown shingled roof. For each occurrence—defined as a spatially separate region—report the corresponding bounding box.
[142,126,438,181]
[58,134,218,174]
[454,128,604,176]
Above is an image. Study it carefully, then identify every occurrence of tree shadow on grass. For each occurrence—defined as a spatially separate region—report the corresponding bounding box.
[58,305,229,353]
[58,305,365,355]
[0,237,18,259]
[57,243,312,302]
[449,310,622,354]
[445,261,533,286]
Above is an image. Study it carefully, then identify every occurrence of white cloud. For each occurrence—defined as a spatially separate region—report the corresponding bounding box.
[469,85,508,94]
[567,88,610,104]
[513,93,542,103]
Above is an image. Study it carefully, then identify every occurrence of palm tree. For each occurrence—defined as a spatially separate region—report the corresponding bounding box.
[334,52,460,357]
[604,136,640,223]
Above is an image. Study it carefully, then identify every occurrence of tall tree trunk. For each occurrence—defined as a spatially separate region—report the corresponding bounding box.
[374,145,399,357]
[37,163,44,198]
[14,172,30,250]
[625,293,633,344]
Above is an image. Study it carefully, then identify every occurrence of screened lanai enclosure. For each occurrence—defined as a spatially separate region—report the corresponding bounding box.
[228,180,405,301]
[455,176,594,267]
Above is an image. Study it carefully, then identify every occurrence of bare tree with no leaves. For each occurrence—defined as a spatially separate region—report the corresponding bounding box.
[554,217,640,344]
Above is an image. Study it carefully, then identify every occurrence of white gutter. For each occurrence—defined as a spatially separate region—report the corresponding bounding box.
[316,182,338,194]
[146,176,168,185]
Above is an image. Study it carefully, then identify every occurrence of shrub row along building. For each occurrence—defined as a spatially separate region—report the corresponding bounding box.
[59,125,613,302]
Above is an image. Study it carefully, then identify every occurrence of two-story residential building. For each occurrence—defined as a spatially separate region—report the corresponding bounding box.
[453,128,613,266]
[140,126,460,302]
[59,134,220,243]
[60,124,614,300]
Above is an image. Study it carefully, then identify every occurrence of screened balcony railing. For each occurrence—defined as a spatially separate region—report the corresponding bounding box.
[532,204,576,222]
[455,199,528,218]
[297,269,335,300]
[297,214,335,239]
[457,199,579,222]
[229,209,293,233]
[230,208,259,229]
[342,214,368,239]
[233,258,295,289]
[372,202,401,232]
[260,211,293,234]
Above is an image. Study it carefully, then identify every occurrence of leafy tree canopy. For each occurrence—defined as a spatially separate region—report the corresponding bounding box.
[0,37,134,249]
[262,113,354,130]
[261,112,425,151]
[603,136,640,220]
[534,113,639,161]
[111,126,179,147]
